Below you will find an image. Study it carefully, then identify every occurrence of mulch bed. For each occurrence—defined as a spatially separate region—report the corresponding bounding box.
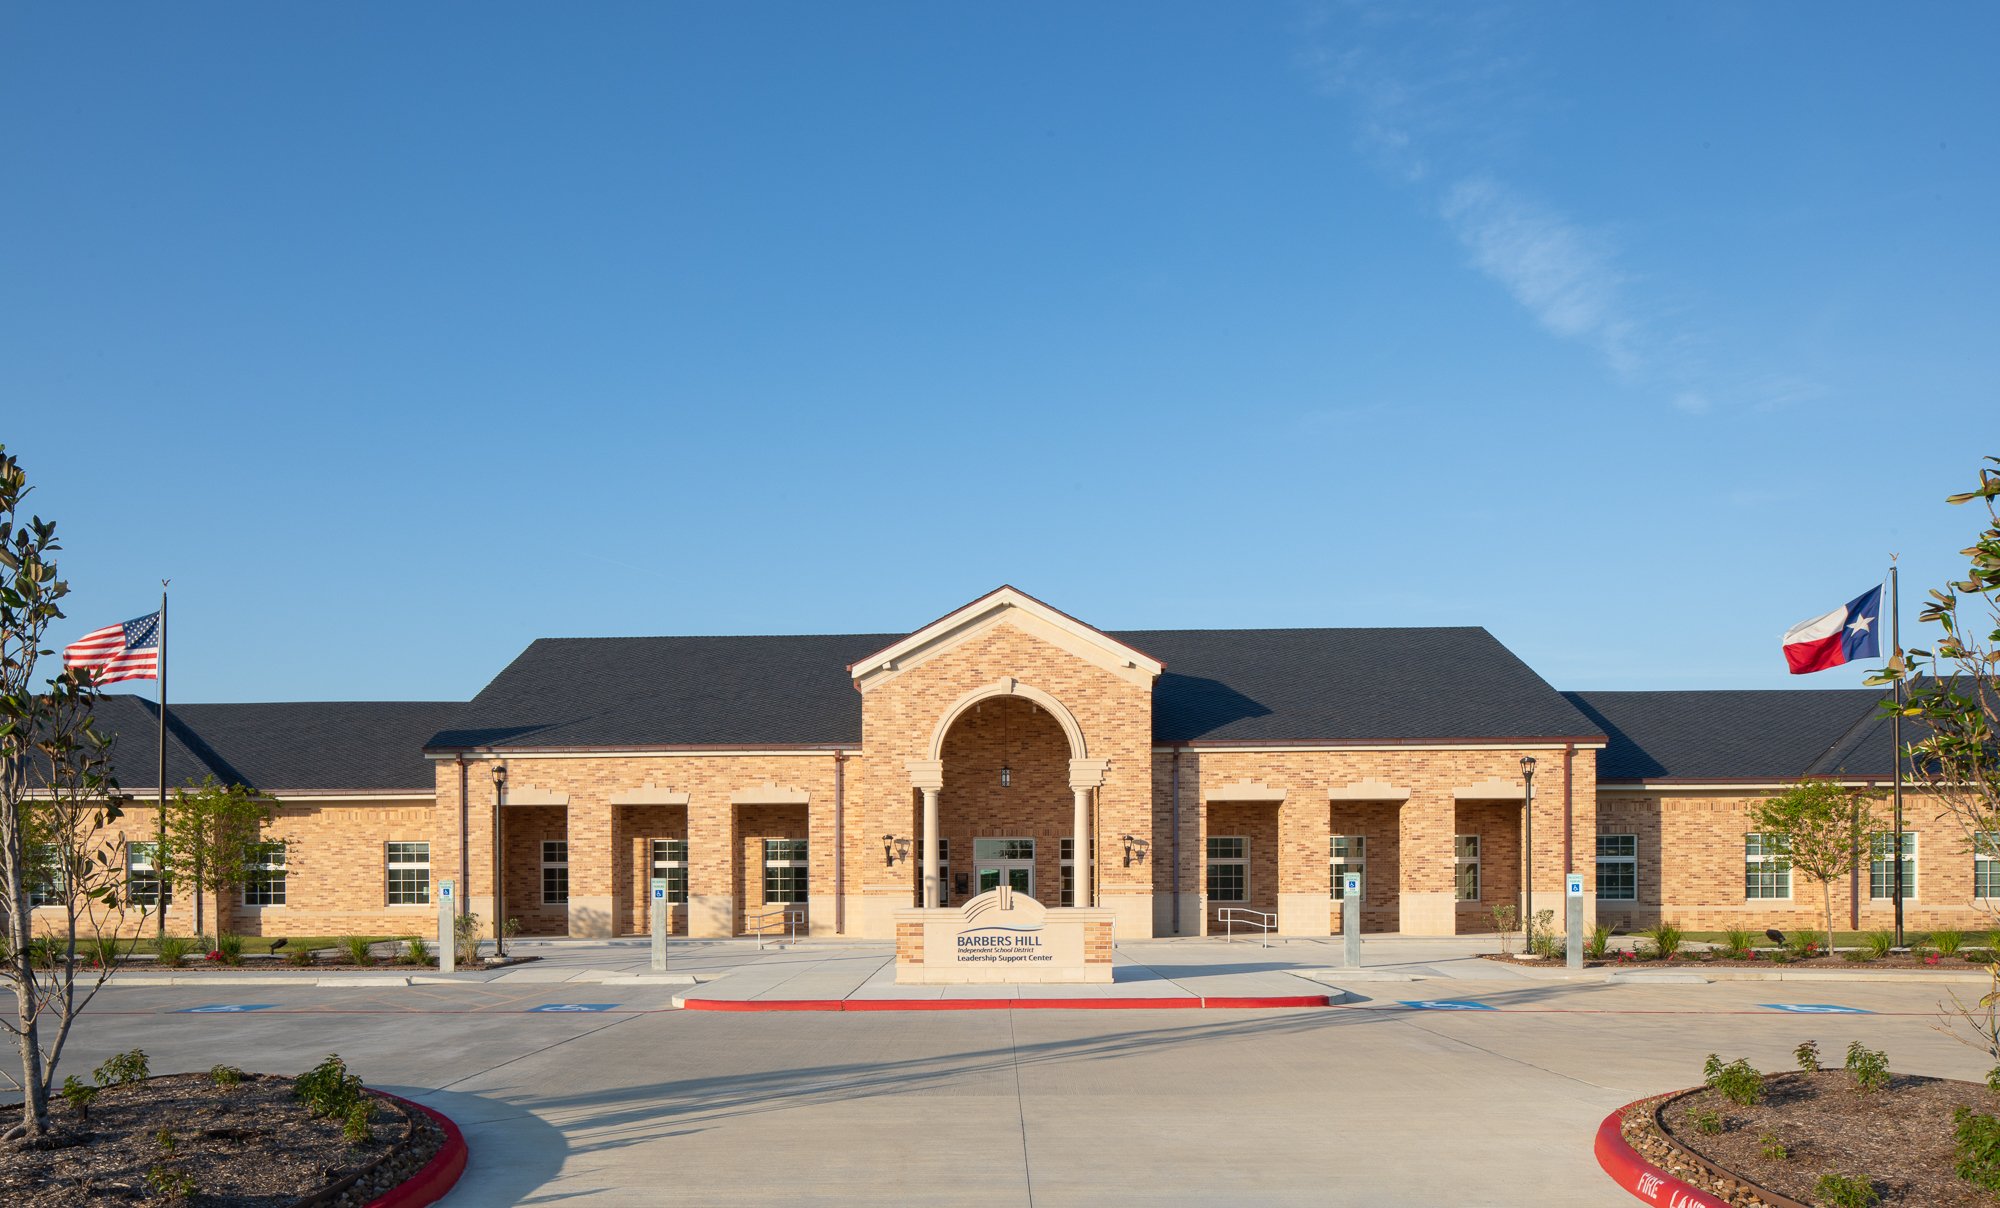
[1622,1070,1998,1207]
[0,1073,442,1206]
[1485,951,1998,971]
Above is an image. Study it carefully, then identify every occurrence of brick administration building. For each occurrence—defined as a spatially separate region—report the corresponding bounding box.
[70,587,1955,942]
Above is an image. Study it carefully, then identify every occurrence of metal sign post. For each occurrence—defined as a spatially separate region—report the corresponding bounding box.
[438,879,456,974]
[650,878,669,972]
[1565,874,1584,971]
[1342,873,1362,968]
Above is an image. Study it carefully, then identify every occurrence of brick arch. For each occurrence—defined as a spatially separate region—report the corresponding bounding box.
[925,678,1088,764]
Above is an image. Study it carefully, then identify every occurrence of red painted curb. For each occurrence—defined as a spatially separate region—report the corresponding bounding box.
[1593,1097,1730,1208]
[681,994,1330,1012]
[366,1092,468,1208]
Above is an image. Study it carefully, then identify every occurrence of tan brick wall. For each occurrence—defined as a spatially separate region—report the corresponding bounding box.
[1205,801,1278,928]
[933,696,1080,906]
[1329,800,1400,933]
[621,804,687,937]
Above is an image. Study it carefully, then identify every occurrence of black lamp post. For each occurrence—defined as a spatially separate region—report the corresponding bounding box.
[1521,755,1537,948]
[491,762,507,959]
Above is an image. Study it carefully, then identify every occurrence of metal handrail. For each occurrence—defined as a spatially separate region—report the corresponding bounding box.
[1217,906,1275,947]
[746,905,808,949]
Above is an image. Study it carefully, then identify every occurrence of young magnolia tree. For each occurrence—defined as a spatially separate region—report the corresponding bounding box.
[1749,779,1880,956]
[0,444,132,1141]
[156,775,283,939]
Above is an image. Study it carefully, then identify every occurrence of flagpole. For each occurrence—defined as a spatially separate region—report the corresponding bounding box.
[155,583,168,941]
[1889,560,1905,949]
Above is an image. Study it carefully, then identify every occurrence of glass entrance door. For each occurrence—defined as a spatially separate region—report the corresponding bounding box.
[973,838,1035,897]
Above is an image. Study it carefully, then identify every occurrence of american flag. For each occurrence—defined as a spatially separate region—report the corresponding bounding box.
[63,611,162,684]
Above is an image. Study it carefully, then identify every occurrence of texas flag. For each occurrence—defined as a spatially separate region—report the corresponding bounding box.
[1781,585,1883,674]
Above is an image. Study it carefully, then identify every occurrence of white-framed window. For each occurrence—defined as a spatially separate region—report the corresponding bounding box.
[1869,832,1917,900]
[1745,833,1791,899]
[542,840,569,905]
[651,839,688,905]
[935,837,950,906]
[386,842,430,905]
[1330,835,1365,900]
[241,843,287,907]
[1978,833,2000,900]
[27,844,65,907]
[1207,836,1247,903]
[1059,836,1094,907]
[764,838,808,903]
[1454,835,1480,901]
[1596,834,1637,902]
[126,841,170,907]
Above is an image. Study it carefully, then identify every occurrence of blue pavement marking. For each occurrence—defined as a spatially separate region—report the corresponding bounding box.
[176,1004,276,1014]
[1399,999,1497,1012]
[528,1003,619,1013]
[1759,1003,1873,1015]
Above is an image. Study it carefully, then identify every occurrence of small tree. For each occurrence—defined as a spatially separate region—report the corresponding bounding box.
[0,443,134,1141]
[1750,779,1881,956]
[155,776,283,939]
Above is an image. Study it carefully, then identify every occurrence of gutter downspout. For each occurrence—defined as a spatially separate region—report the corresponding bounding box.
[1171,744,1183,935]
[833,752,846,935]
[456,755,470,917]
[1562,743,1574,874]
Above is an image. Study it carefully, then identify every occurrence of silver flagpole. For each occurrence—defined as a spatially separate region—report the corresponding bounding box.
[155,583,168,941]
[1889,562,1905,949]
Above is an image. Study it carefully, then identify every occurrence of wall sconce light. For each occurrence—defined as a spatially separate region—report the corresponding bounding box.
[1122,834,1149,867]
[883,834,911,866]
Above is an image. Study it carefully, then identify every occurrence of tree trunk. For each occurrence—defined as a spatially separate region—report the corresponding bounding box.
[1824,880,1837,959]
[4,805,48,1138]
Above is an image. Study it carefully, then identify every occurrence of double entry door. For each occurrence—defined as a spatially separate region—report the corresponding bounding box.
[974,837,1035,897]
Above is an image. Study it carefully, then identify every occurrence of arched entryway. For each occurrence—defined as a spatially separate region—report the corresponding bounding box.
[907,680,1106,910]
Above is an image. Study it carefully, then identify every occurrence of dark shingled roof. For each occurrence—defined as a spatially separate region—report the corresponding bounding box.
[1564,689,1890,782]
[87,696,459,793]
[426,626,1601,750]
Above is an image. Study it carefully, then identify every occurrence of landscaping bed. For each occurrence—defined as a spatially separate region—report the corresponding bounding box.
[0,1058,445,1207]
[1483,950,1997,971]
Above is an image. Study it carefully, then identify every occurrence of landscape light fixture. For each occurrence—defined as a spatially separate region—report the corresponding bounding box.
[1520,755,1537,950]
[491,762,508,958]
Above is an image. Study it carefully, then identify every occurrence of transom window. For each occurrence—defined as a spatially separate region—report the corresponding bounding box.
[126,842,170,907]
[1979,833,2000,900]
[1869,833,1917,901]
[387,842,430,905]
[1745,833,1791,900]
[1330,835,1365,900]
[1207,836,1247,903]
[1454,835,1480,902]
[764,838,808,904]
[542,840,570,905]
[241,843,287,907]
[1596,834,1637,902]
[651,839,688,905]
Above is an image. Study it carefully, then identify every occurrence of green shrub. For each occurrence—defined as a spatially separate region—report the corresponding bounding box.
[1584,922,1611,961]
[344,935,377,966]
[156,935,195,968]
[1812,1173,1879,1208]
[1682,1105,1722,1135]
[1784,932,1819,960]
[454,911,484,960]
[210,1064,244,1089]
[1644,921,1684,961]
[155,1127,177,1155]
[285,943,316,967]
[60,1075,97,1120]
[1845,1041,1890,1093]
[1842,948,1870,962]
[1988,1066,2000,1094]
[27,935,60,969]
[215,932,245,966]
[1758,1131,1788,1161]
[146,1164,197,1203]
[94,1049,149,1087]
[1935,928,1967,957]
[1702,1053,1763,1106]
[1864,930,1896,959]
[1954,1106,2000,1194]
[343,1098,374,1144]
[1720,928,1754,959]
[89,934,123,970]
[1794,1040,1821,1073]
[402,935,432,966]
[295,1053,366,1120]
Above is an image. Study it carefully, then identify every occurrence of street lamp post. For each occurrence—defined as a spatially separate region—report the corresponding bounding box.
[491,762,507,959]
[1521,755,1537,950]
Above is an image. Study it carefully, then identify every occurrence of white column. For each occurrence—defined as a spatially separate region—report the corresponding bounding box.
[922,786,941,908]
[1072,786,1092,908]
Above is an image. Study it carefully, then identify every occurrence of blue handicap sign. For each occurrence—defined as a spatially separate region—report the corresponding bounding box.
[528,1003,618,1013]
[177,1004,275,1014]
[1760,1003,1873,1015]
[1399,999,1496,1011]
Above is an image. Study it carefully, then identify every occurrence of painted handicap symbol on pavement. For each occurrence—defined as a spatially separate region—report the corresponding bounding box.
[1399,999,1496,1011]
[176,1004,275,1014]
[528,1003,618,1013]
[1759,1003,1873,1014]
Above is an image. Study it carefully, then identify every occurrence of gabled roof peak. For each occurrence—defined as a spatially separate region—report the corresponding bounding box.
[849,586,1165,691]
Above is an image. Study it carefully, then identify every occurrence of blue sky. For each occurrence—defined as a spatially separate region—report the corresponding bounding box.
[4,3,1995,703]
